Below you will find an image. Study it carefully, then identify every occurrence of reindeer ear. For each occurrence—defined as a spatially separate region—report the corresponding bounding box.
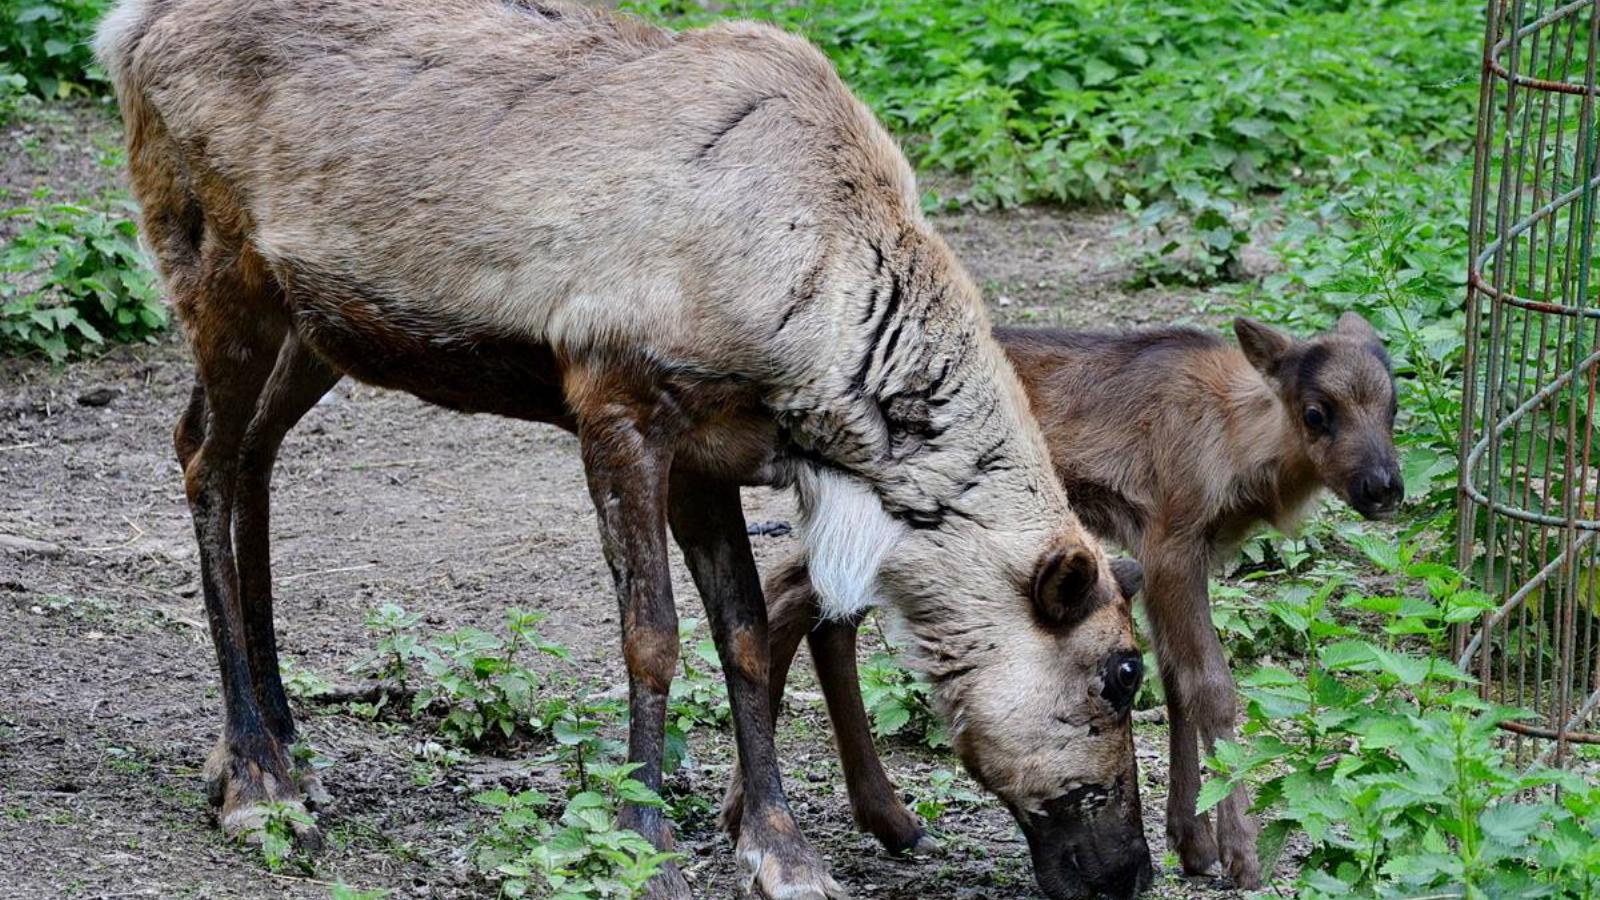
[1336,311,1381,343]
[1032,544,1102,628]
[1109,557,1143,601]
[1233,317,1294,377]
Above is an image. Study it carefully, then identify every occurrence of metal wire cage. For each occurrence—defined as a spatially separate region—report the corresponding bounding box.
[1457,0,1600,764]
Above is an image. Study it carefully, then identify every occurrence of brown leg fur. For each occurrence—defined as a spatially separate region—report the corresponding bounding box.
[670,479,844,900]
[719,558,814,842]
[234,337,340,806]
[1142,536,1260,888]
[571,367,690,900]
[726,557,932,858]
[178,254,317,845]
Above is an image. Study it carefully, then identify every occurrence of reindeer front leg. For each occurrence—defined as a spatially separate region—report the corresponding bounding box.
[669,475,846,900]
[575,384,690,900]
[1142,532,1261,889]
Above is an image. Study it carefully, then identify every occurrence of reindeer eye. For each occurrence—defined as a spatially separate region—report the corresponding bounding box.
[1303,405,1328,431]
[1102,651,1143,710]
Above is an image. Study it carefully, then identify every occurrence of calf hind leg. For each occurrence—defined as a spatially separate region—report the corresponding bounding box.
[669,476,845,900]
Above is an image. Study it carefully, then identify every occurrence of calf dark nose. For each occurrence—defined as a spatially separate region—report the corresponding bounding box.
[1350,467,1403,518]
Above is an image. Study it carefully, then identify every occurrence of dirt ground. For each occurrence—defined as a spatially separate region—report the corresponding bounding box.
[1,106,1251,899]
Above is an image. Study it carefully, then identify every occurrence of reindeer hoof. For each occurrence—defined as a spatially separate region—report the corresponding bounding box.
[296,768,333,811]
[908,832,942,856]
[203,738,321,850]
[861,805,937,858]
[738,829,849,900]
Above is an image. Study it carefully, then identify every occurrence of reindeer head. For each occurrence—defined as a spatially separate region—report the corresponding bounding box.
[1235,313,1403,519]
[891,540,1152,899]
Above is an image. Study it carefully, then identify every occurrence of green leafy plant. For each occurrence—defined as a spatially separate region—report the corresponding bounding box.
[473,764,678,899]
[419,608,571,746]
[858,624,946,750]
[2,199,165,360]
[281,656,336,701]
[909,768,982,827]
[1200,541,1600,897]
[257,800,315,873]
[350,603,432,698]
[0,0,111,98]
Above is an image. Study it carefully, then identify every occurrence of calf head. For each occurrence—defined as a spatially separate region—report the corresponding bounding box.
[925,543,1152,899]
[1235,313,1403,519]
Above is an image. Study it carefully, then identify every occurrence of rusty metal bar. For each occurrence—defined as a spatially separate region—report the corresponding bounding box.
[1459,0,1600,761]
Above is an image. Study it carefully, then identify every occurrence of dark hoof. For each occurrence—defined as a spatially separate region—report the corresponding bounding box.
[860,804,938,857]
[1167,815,1220,877]
[1218,811,1261,889]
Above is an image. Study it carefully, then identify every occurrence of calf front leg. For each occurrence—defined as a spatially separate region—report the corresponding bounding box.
[1143,537,1260,888]
[669,476,845,900]
[575,390,689,900]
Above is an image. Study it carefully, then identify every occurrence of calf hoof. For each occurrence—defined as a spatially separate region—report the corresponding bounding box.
[859,804,939,857]
[1217,811,1262,889]
[738,815,849,900]
[296,768,333,812]
[640,859,692,900]
[1167,815,1220,877]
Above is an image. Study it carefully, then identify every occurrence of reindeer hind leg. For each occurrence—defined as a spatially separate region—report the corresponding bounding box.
[234,335,341,807]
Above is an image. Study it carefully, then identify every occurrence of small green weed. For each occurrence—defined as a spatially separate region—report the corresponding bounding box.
[1,199,165,360]
[910,768,981,828]
[474,763,678,899]
[420,608,571,746]
[257,801,315,873]
[859,631,946,750]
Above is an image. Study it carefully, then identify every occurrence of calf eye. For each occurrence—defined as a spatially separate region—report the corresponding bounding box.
[1303,405,1328,431]
[1102,651,1143,709]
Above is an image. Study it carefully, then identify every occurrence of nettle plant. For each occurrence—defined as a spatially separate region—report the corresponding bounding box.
[2,200,166,361]
[421,608,571,746]
[473,763,677,900]
[1202,538,1600,897]
[859,622,947,750]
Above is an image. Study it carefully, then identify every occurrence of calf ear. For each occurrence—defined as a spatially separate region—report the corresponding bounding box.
[1109,557,1144,600]
[1233,317,1294,377]
[1336,311,1381,343]
[1032,544,1102,628]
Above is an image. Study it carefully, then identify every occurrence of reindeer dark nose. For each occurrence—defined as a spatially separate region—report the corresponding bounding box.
[1092,846,1154,899]
[1350,466,1403,519]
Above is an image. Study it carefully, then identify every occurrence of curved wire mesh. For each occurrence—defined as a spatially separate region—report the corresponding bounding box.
[1457,0,1600,763]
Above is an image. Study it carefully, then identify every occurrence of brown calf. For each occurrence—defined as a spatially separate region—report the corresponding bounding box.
[732,315,1401,890]
[97,1,1150,897]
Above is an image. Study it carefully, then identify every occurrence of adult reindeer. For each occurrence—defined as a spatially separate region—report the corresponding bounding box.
[97,1,1151,897]
[729,316,1403,890]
